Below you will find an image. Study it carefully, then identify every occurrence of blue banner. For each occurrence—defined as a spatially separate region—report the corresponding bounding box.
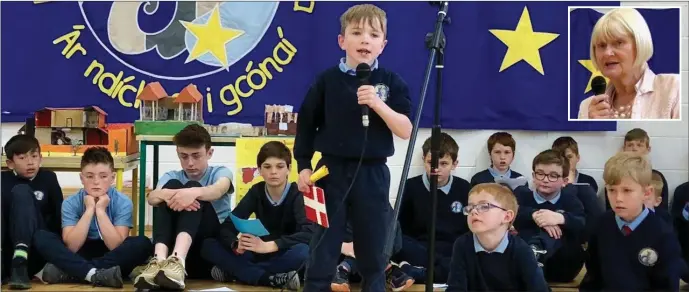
[2,1,619,131]
[569,8,681,119]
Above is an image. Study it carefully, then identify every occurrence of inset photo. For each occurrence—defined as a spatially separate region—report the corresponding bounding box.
[568,6,682,121]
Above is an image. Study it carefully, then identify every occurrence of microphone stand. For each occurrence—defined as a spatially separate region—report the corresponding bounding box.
[384,3,449,292]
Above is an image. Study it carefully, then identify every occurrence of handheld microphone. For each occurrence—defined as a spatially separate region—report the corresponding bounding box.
[591,76,607,95]
[356,63,372,127]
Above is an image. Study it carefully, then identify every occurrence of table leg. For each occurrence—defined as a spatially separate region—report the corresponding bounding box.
[138,142,148,237]
[131,166,139,236]
[115,169,124,191]
[153,145,159,189]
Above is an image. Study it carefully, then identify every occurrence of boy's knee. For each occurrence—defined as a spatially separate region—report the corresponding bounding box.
[32,229,60,248]
[184,180,203,188]
[126,236,154,251]
[161,179,184,189]
[11,184,34,201]
[290,243,310,259]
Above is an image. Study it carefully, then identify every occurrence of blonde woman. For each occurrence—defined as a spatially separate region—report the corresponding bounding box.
[578,8,680,120]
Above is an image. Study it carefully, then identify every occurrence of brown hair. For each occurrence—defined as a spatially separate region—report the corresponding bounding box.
[624,128,650,146]
[650,171,664,198]
[81,147,114,170]
[603,152,652,187]
[173,124,211,150]
[532,149,570,178]
[487,132,516,153]
[257,141,292,168]
[340,4,387,36]
[552,136,579,156]
[469,183,519,223]
[422,132,459,161]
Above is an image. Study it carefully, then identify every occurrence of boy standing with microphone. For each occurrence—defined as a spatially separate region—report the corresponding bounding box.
[294,4,412,291]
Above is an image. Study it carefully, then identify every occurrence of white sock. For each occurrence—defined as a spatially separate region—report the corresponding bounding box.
[85,268,96,282]
[34,267,45,283]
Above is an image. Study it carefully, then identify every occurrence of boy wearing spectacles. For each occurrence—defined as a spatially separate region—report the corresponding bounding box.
[446,183,549,292]
[514,149,586,283]
[31,147,153,288]
[580,152,682,291]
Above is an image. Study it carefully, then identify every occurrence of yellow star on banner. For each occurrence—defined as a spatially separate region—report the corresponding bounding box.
[180,5,245,68]
[489,7,559,75]
[578,59,609,93]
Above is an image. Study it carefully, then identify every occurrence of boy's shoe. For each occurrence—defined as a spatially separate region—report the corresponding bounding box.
[155,255,187,290]
[134,257,163,289]
[530,245,547,267]
[210,266,233,283]
[90,266,124,288]
[41,263,80,284]
[8,263,31,290]
[330,265,351,292]
[269,270,300,291]
[398,261,426,281]
[386,263,415,291]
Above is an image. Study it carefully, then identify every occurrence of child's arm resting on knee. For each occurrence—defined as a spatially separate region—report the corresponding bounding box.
[274,195,314,249]
[514,240,550,292]
[559,197,586,234]
[194,167,233,202]
[218,190,258,251]
[294,76,325,173]
[96,196,133,250]
[446,239,469,291]
[369,74,412,140]
[61,196,93,252]
[148,173,177,206]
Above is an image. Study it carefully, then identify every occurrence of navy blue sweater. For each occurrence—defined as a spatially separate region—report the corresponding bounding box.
[446,233,550,292]
[1,169,63,238]
[580,210,682,291]
[605,169,669,211]
[293,66,412,172]
[514,187,587,243]
[576,172,599,193]
[470,169,525,187]
[565,184,604,241]
[399,175,472,243]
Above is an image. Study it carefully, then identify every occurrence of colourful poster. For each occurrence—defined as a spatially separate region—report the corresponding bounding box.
[234,137,321,205]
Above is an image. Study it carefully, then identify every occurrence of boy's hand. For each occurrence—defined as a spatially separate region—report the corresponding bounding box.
[298,169,313,193]
[239,234,277,254]
[95,195,110,210]
[84,195,96,211]
[533,210,565,226]
[168,188,200,211]
[341,242,355,258]
[587,94,612,119]
[543,225,562,239]
[357,85,382,111]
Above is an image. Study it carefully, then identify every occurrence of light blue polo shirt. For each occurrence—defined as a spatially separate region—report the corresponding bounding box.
[157,166,233,222]
[62,187,133,240]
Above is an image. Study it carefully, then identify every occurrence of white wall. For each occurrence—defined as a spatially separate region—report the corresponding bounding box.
[2,1,686,225]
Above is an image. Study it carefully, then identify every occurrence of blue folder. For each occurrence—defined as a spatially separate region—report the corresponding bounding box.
[229,213,270,237]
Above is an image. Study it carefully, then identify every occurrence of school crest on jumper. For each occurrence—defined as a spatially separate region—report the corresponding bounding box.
[556,209,565,214]
[374,83,389,102]
[33,190,44,201]
[638,247,658,266]
[450,201,463,213]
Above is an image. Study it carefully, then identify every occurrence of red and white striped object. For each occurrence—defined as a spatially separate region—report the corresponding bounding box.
[304,186,329,228]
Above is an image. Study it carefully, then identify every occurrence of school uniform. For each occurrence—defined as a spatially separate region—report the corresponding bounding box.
[396,174,471,283]
[446,232,550,292]
[33,187,152,282]
[580,208,683,291]
[605,169,669,211]
[564,184,604,241]
[574,171,598,194]
[514,187,587,282]
[470,168,526,187]
[294,58,412,292]
[670,182,689,281]
[153,166,233,278]
[1,169,63,283]
[202,182,312,286]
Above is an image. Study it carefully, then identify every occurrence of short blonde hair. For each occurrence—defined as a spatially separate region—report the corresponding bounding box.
[469,183,519,217]
[650,171,664,198]
[340,4,387,36]
[603,152,652,187]
[590,8,653,71]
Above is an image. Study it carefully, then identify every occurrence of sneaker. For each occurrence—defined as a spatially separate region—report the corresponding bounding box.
[8,262,31,290]
[530,245,547,267]
[134,257,163,289]
[398,261,426,281]
[155,255,186,290]
[211,266,232,283]
[91,266,124,288]
[330,265,351,292]
[268,270,300,291]
[386,263,414,291]
[41,263,79,284]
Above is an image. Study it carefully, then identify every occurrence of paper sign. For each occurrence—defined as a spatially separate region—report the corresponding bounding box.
[229,213,270,237]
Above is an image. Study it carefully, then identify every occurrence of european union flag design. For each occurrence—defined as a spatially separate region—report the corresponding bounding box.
[2,1,621,131]
[569,8,681,120]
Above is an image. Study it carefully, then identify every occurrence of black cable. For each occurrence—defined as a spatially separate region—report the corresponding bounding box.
[281,126,369,292]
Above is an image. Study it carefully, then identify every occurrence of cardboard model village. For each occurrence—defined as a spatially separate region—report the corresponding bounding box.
[9,82,298,157]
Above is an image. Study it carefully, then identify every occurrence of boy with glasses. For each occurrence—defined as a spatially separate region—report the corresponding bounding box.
[446,183,548,292]
[513,150,587,282]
